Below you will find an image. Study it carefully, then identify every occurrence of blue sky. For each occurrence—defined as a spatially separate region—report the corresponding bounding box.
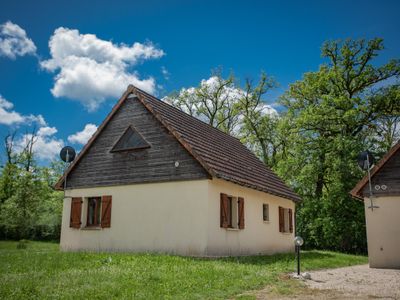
[0,0,399,163]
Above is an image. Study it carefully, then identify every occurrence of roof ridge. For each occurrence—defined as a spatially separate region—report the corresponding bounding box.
[132,87,244,143]
[132,87,273,168]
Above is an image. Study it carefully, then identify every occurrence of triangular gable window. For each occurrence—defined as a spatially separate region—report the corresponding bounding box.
[111,126,150,152]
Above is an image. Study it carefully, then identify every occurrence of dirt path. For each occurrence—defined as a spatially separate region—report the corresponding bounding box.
[304,264,400,299]
[248,264,400,300]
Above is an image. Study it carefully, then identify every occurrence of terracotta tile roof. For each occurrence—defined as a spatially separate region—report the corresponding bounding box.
[135,87,300,202]
[56,85,300,202]
[350,141,400,200]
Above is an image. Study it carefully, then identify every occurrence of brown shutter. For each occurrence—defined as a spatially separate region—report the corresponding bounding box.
[238,197,245,229]
[101,195,112,228]
[289,208,293,233]
[70,197,82,229]
[278,206,284,232]
[220,193,229,228]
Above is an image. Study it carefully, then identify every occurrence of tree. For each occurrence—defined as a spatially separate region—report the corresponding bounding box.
[238,72,285,167]
[164,70,244,136]
[278,38,400,252]
[0,133,18,209]
[0,130,64,240]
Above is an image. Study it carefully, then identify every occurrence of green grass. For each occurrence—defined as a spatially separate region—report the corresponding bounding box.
[0,241,367,300]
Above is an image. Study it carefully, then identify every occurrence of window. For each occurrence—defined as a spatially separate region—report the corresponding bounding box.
[69,196,112,229]
[111,126,150,152]
[220,193,244,229]
[87,197,102,227]
[278,206,293,233]
[228,196,239,229]
[263,204,269,221]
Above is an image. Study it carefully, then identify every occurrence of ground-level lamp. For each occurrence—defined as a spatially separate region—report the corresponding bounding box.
[294,236,304,276]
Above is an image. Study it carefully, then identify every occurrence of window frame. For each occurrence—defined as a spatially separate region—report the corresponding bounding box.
[279,206,293,233]
[110,125,151,153]
[227,196,239,229]
[86,196,102,227]
[263,203,269,222]
[283,208,290,232]
[220,193,244,230]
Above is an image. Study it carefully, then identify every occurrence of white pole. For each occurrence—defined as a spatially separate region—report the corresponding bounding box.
[366,153,378,211]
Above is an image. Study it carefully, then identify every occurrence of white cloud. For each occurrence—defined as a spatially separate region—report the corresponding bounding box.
[161,66,170,80]
[15,126,64,161]
[41,28,165,111]
[0,21,37,59]
[163,76,278,137]
[164,76,277,118]
[0,94,61,161]
[37,126,58,137]
[0,94,46,126]
[68,123,98,145]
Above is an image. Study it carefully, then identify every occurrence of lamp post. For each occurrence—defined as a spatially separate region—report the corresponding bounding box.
[294,236,304,276]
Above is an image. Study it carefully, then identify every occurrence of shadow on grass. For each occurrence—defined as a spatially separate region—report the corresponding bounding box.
[190,250,335,266]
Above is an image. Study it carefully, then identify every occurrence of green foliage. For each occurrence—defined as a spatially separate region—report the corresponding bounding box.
[237,72,285,167]
[0,134,64,241]
[0,241,367,299]
[278,38,400,253]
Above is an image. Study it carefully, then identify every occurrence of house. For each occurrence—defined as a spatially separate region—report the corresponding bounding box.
[351,142,400,269]
[56,85,300,256]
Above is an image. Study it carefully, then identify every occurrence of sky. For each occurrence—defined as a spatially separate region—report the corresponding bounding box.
[0,0,399,164]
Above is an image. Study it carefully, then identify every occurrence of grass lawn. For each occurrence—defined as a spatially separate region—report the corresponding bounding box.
[0,241,367,299]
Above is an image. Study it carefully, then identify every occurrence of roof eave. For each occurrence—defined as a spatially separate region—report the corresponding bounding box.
[215,174,301,203]
[350,141,400,200]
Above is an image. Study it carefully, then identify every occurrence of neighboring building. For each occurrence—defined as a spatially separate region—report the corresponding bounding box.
[351,142,400,269]
[56,85,300,256]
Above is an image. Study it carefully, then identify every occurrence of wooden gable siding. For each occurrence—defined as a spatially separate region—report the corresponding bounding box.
[66,96,209,189]
[362,150,400,197]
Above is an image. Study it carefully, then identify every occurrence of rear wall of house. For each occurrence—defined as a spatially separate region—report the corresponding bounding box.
[206,178,295,256]
[364,196,400,269]
[60,180,209,255]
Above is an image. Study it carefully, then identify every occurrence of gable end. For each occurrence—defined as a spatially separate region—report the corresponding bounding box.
[62,94,210,189]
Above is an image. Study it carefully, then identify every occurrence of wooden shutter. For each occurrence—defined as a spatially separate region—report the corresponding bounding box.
[278,206,284,232]
[101,195,112,228]
[220,193,229,228]
[289,208,293,233]
[70,197,82,228]
[238,197,245,229]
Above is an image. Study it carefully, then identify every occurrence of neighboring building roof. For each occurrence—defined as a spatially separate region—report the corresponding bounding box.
[350,141,400,200]
[56,85,301,202]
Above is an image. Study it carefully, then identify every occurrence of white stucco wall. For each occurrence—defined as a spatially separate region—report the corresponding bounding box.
[60,180,209,255]
[60,178,297,256]
[206,179,296,256]
[364,196,400,269]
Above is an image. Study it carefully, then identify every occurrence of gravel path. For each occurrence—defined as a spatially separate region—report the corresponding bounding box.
[304,264,400,299]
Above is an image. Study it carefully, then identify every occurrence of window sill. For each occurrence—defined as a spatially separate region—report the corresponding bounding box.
[81,226,102,230]
[226,228,240,231]
[281,232,293,235]
[263,220,270,224]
